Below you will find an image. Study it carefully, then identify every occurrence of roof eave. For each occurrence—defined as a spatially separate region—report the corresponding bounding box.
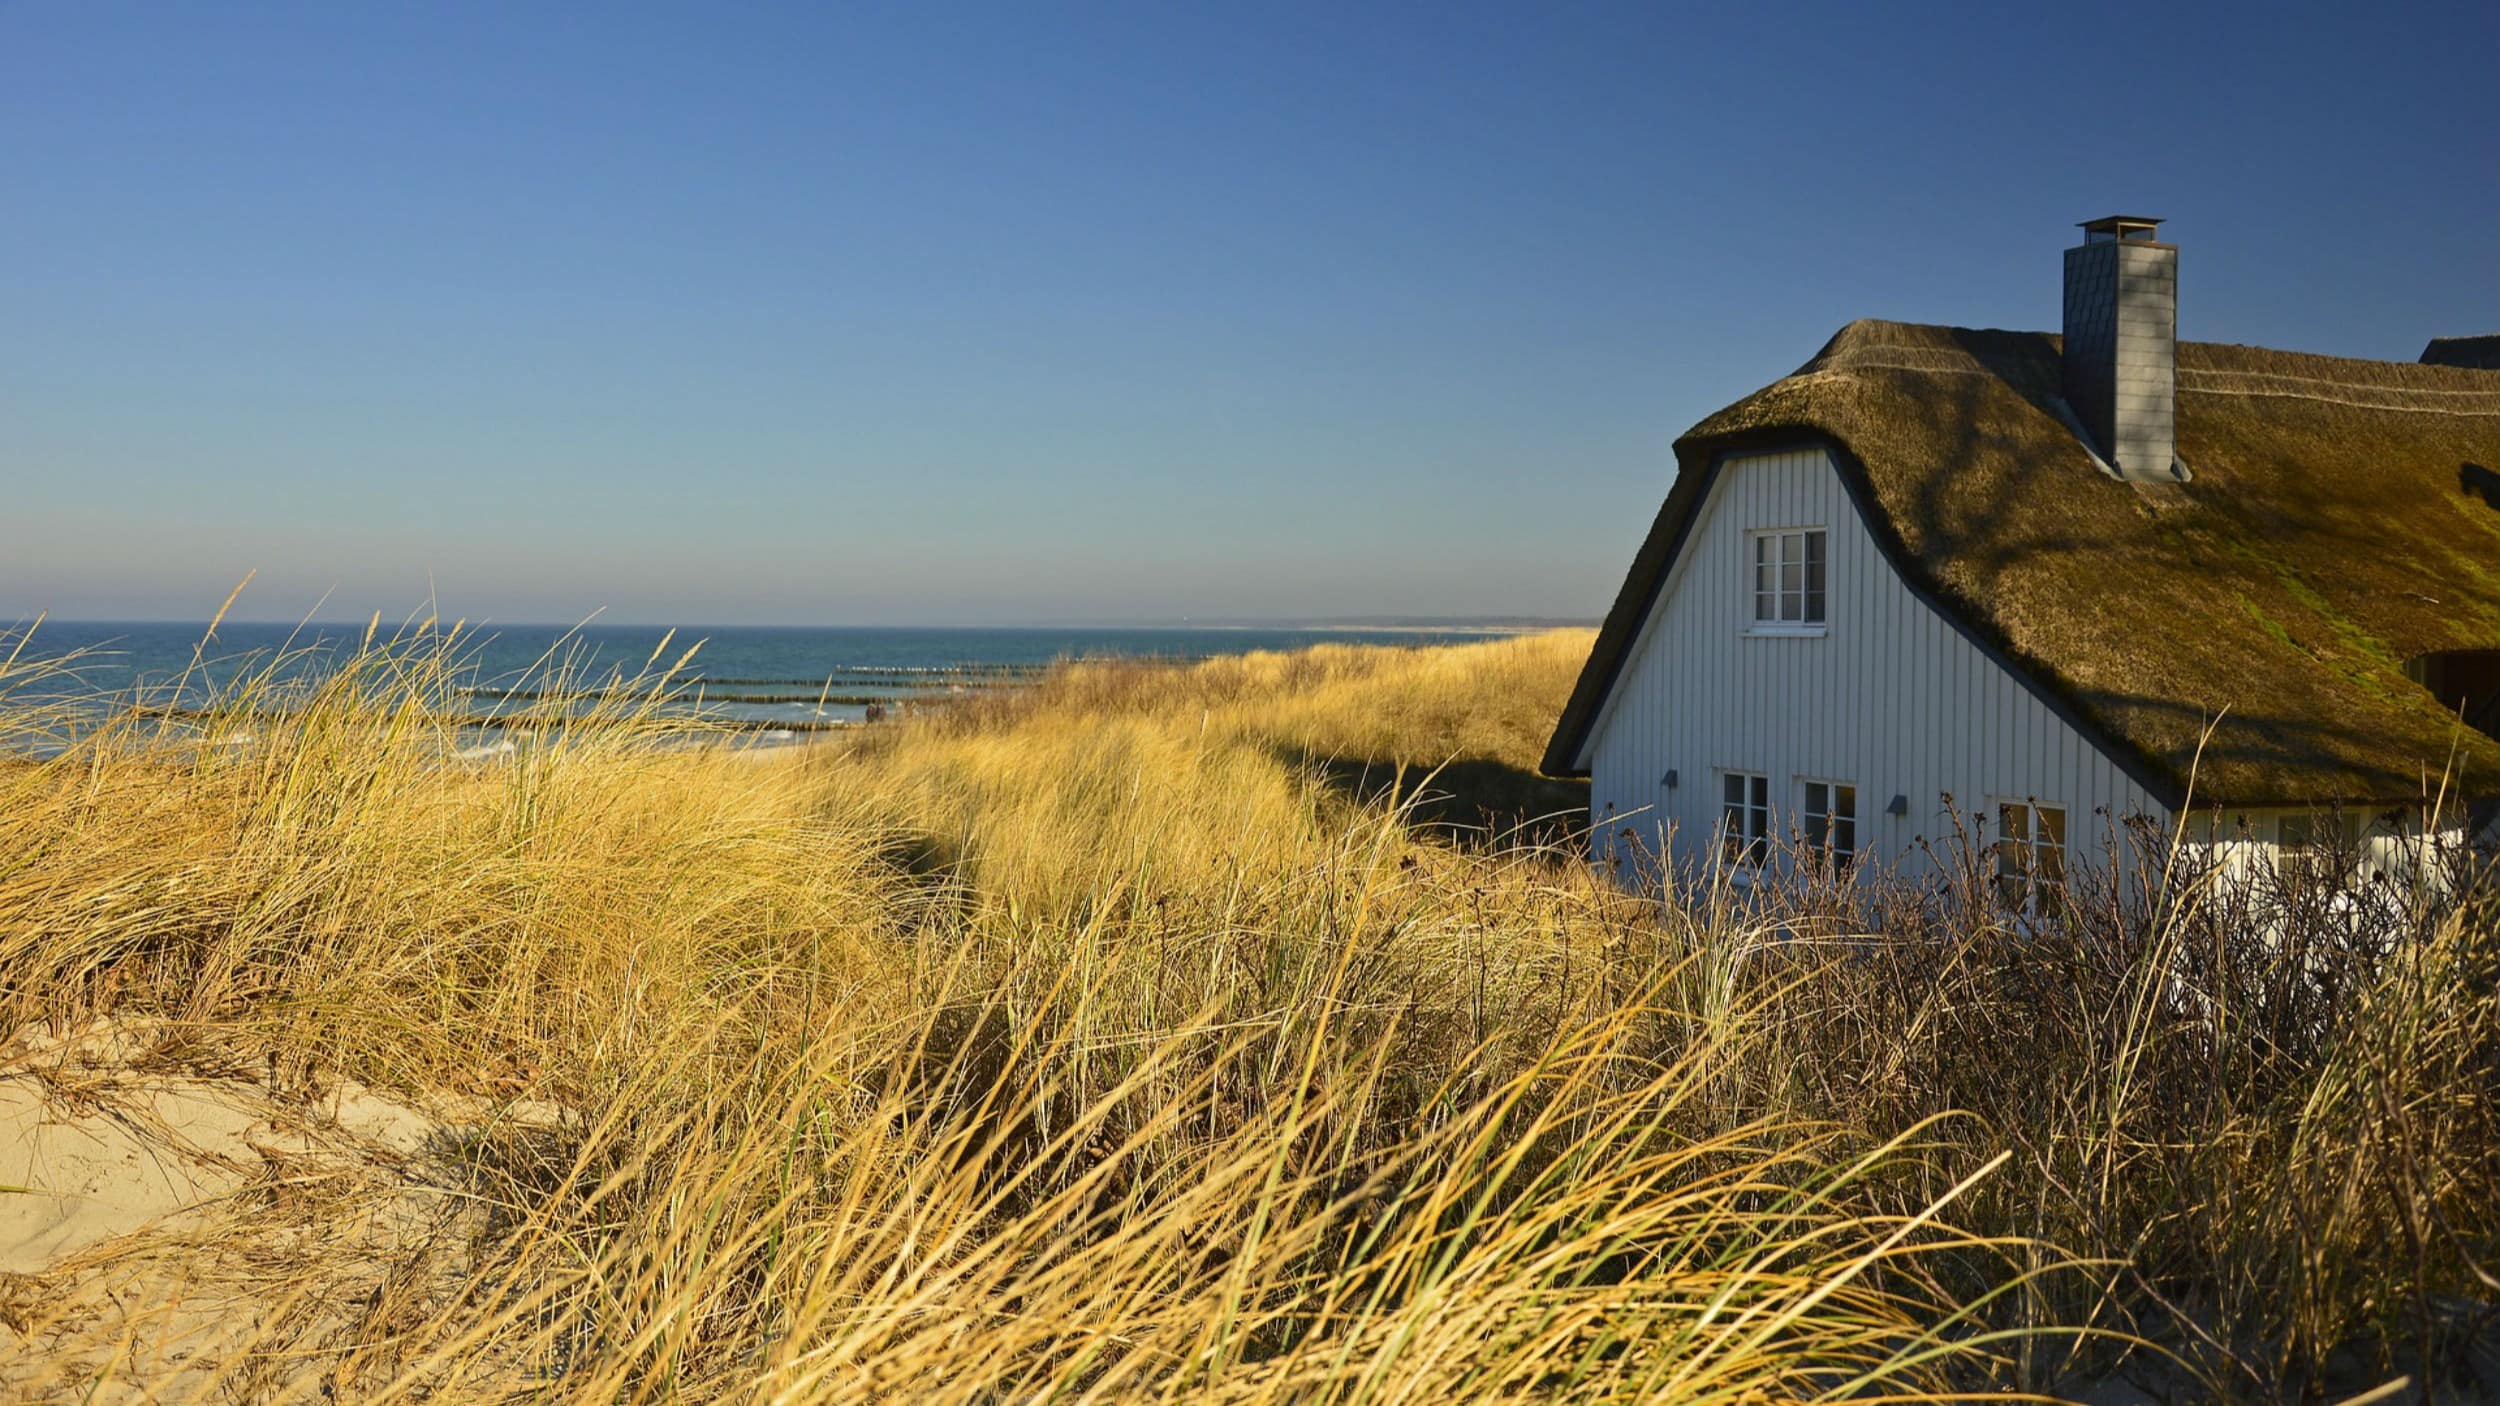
[1541,427,1834,779]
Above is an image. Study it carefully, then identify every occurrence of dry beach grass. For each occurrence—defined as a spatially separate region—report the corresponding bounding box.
[0,623,2492,1401]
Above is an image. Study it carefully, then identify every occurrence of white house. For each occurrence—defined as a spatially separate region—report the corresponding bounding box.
[1544,217,2500,900]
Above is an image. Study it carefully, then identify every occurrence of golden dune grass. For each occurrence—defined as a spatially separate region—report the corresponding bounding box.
[0,624,2489,1402]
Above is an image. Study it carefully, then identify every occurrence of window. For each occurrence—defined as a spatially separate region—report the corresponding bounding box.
[2277,809,2365,881]
[1994,801,2067,914]
[1721,771,1770,866]
[1751,529,1827,628]
[2276,810,2360,853]
[1801,780,1858,868]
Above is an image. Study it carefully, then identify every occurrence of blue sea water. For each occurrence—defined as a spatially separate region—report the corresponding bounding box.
[1,620,1512,740]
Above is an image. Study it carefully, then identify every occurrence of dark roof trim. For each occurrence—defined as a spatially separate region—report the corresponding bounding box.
[1542,428,2191,811]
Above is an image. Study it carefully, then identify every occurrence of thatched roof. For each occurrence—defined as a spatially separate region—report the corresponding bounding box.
[1545,320,2500,807]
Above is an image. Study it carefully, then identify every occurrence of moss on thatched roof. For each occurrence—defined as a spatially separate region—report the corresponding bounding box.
[1547,320,2500,807]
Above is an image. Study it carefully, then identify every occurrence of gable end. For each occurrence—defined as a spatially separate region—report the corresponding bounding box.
[1545,430,2186,810]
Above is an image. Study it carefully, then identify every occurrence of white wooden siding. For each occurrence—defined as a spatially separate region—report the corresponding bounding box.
[2185,806,2468,892]
[1584,445,2166,880]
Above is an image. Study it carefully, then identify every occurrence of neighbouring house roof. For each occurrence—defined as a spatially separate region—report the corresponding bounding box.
[2423,335,2500,370]
[1544,320,2500,808]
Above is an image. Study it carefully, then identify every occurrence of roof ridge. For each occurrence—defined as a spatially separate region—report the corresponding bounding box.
[1806,356,1996,377]
[1829,319,2500,378]
[2180,367,2500,413]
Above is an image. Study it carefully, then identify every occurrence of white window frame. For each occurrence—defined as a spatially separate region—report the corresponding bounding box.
[1992,799,2068,916]
[1747,527,1828,635]
[1720,770,1771,867]
[1798,777,1859,869]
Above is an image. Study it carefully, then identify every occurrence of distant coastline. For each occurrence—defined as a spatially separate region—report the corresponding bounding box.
[20,617,1600,635]
[6,620,1576,741]
[1066,617,1598,634]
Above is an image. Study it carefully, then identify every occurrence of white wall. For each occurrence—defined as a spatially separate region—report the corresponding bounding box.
[1583,444,2168,884]
[2184,805,2471,893]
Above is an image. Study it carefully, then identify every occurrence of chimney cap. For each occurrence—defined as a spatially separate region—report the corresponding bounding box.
[2079,215,2166,243]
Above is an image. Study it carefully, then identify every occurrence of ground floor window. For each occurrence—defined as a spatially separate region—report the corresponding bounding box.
[2274,808,2376,882]
[1722,771,1770,866]
[1801,779,1857,868]
[2275,810,2362,853]
[1995,800,2067,913]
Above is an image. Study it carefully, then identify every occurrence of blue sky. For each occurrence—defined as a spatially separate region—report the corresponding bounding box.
[3,1,2492,625]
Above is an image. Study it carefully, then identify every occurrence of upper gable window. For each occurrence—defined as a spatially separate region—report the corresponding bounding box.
[1750,529,1826,629]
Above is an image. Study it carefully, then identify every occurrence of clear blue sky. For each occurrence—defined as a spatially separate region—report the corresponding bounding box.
[4,1,2493,625]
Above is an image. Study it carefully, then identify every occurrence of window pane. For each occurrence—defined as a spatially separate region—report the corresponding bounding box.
[1995,803,2028,903]
[1750,775,1768,810]
[1834,815,1856,858]
[1803,530,1824,565]
[1805,781,1828,816]
[1835,785,1855,819]
[2038,806,2066,848]
[1804,558,1827,623]
[1725,773,1744,807]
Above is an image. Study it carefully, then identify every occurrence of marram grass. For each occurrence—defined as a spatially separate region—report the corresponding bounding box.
[0,621,2489,1402]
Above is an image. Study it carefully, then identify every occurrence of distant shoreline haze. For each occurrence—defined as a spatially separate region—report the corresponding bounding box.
[5,621,1592,737]
[16,617,1598,634]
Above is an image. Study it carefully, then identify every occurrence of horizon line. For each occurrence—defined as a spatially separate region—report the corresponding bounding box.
[13,615,1601,632]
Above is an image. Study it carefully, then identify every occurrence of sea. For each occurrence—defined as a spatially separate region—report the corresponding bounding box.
[1,620,1515,747]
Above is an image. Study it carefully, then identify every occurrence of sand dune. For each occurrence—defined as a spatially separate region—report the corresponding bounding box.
[1,1020,552,1401]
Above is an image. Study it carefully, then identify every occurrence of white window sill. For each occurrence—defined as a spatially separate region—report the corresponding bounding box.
[1744,624,1828,639]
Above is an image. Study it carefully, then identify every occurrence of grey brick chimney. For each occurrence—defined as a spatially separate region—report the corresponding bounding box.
[2062,216,2183,482]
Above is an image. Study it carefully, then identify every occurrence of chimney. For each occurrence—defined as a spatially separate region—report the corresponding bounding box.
[2062,216,2183,482]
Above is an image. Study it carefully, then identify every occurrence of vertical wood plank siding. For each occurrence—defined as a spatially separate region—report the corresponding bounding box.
[1585,446,2166,878]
